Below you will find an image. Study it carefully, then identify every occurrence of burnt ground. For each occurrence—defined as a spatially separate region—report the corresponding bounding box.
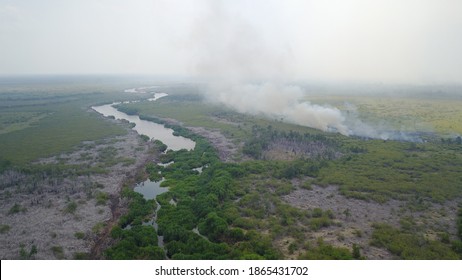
[187,126,241,162]
[0,120,155,259]
[283,183,460,259]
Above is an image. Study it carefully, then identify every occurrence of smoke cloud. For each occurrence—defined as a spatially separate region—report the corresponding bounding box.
[189,1,351,137]
[186,0,430,141]
[205,82,429,141]
[188,1,344,134]
[207,83,349,135]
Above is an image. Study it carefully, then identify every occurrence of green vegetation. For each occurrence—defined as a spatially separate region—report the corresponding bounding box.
[140,134,150,142]
[0,104,125,165]
[145,162,163,181]
[371,223,459,259]
[309,208,335,230]
[104,186,164,259]
[116,97,248,141]
[74,232,85,239]
[317,140,462,203]
[234,123,462,205]
[306,94,462,135]
[152,139,167,152]
[106,125,350,259]
[120,93,462,204]
[73,252,90,260]
[8,203,27,215]
[64,201,78,214]
[453,208,462,256]
[106,225,164,259]
[0,158,11,173]
[19,244,37,260]
[0,224,11,234]
[51,246,65,259]
[95,191,109,206]
[110,92,462,259]
[352,244,362,259]
[118,188,156,228]
[0,79,132,166]
[92,222,106,234]
[4,80,462,260]
[299,238,354,260]
[458,208,462,240]
[0,111,48,135]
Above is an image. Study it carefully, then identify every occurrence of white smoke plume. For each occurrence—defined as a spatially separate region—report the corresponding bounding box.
[207,83,350,135]
[189,1,351,135]
[189,0,421,141]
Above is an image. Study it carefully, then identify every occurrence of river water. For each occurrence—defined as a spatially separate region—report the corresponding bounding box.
[92,89,196,249]
[91,93,195,151]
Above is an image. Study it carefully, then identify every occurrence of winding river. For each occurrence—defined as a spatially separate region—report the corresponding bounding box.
[92,93,195,151]
[92,89,196,249]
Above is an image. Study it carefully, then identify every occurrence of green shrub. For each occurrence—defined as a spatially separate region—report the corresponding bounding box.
[74,232,85,239]
[51,246,65,259]
[19,244,37,260]
[74,252,89,260]
[371,223,459,259]
[95,191,109,205]
[8,203,27,215]
[0,224,11,234]
[300,238,353,260]
[64,201,77,214]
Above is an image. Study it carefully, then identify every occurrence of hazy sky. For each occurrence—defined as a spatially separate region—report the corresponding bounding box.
[1,0,462,84]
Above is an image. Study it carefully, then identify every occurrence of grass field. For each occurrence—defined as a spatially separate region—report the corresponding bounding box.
[0,111,48,135]
[0,79,141,165]
[0,103,126,164]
